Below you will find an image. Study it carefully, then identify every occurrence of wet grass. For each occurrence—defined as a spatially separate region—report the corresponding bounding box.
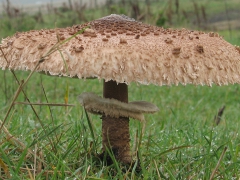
[0,68,240,179]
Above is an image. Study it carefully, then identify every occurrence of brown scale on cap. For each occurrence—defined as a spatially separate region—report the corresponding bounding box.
[105,29,112,33]
[165,38,173,44]
[196,45,204,53]
[193,31,199,35]
[37,43,46,49]
[119,38,127,44]
[118,30,124,34]
[209,32,215,37]
[135,34,140,39]
[102,38,108,41]
[189,35,194,40]
[59,35,65,41]
[71,28,78,34]
[74,45,84,52]
[172,47,181,55]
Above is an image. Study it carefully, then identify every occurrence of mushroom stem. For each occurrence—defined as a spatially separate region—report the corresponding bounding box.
[102,80,131,164]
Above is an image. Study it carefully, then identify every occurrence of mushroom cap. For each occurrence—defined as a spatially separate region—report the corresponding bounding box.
[0,14,240,86]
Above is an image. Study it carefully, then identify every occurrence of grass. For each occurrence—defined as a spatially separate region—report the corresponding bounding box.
[1,70,240,179]
[0,0,240,179]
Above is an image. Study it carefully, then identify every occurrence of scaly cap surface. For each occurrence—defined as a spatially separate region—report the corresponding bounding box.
[1,14,240,86]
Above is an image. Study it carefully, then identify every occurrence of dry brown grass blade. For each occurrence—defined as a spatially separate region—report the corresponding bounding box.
[34,144,37,179]
[0,80,24,131]
[0,158,11,179]
[133,129,139,157]
[32,144,44,178]
[14,102,75,107]
[18,167,72,176]
[0,47,54,152]
[0,28,89,178]
[37,150,44,175]
[0,120,34,157]
[0,31,78,150]
[0,122,45,179]
[210,146,227,180]
[26,165,34,180]
[154,160,161,179]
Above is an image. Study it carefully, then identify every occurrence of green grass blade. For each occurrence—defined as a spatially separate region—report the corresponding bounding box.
[83,108,96,152]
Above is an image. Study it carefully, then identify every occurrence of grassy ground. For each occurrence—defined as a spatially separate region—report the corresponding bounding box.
[0,0,240,179]
[1,71,240,179]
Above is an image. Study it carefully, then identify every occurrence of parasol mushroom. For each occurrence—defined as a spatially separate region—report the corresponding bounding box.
[0,14,240,164]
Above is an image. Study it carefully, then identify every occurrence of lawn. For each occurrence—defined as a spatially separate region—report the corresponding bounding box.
[0,0,240,179]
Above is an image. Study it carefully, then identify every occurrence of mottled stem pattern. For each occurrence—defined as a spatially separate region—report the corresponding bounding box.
[102,80,131,164]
